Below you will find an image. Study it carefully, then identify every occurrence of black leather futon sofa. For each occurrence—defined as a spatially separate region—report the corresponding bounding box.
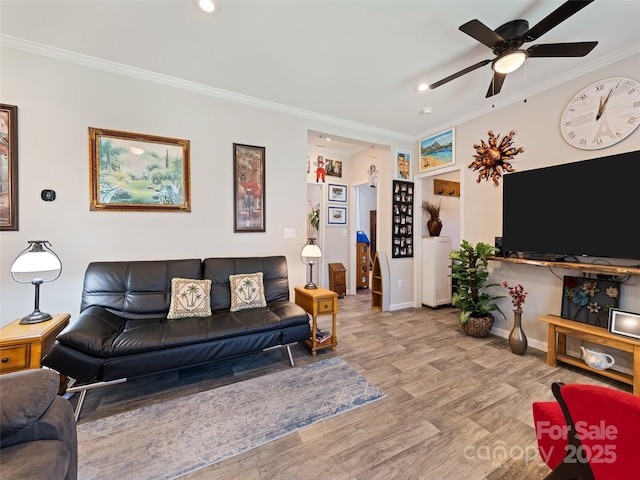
[43,256,311,419]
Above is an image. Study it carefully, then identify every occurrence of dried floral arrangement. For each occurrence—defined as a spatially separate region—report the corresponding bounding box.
[421,198,441,218]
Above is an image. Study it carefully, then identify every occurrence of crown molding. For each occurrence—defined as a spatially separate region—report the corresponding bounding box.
[0,34,414,143]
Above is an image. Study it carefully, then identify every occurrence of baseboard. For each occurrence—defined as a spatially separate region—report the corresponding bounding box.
[390,301,415,311]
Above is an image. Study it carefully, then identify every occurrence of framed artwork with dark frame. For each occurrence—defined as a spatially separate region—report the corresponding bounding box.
[561,275,620,328]
[1,104,19,231]
[89,127,191,212]
[328,183,347,203]
[327,206,347,225]
[233,143,266,232]
[392,180,414,258]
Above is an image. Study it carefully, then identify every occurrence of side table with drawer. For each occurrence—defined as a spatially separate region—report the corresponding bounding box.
[0,313,70,374]
[294,286,338,356]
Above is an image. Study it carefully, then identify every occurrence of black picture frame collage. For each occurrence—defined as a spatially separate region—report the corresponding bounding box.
[392,180,413,258]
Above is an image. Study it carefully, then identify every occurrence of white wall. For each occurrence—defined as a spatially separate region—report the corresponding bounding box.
[0,46,411,324]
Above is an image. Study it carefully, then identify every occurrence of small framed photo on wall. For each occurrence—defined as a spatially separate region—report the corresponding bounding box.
[327,206,347,225]
[395,150,411,180]
[328,183,347,203]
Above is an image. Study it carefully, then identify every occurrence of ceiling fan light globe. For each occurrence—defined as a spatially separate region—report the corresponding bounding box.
[493,51,527,74]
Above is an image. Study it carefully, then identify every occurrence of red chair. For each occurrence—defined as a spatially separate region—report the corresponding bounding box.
[532,382,640,480]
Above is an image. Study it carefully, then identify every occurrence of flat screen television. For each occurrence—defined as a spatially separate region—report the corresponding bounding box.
[502,150,640,261]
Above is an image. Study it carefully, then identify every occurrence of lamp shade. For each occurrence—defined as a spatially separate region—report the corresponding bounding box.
[10,240,62,324]
[301,238,322,289]
[11,241,62,283]
[301,242,322,260]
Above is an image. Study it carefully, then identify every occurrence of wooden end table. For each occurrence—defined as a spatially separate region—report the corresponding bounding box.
[294,286,338,356]
[0,313,70,374]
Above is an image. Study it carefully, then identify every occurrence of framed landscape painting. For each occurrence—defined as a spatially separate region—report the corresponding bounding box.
[420,128,454,172]
[0,104,18,230]
[234,143,266,232]
[89,128,191,212]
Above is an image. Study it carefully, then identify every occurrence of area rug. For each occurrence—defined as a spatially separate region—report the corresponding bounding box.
[77,356,385,479]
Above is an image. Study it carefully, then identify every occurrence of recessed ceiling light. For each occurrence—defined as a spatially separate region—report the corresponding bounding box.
[326,137,332,142]
[416,83,429,92]
[194,0,219,15]
[130,147,144,155]
[420,107,433,115]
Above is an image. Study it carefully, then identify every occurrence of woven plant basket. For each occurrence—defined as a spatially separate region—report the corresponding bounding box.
[462,315,494,338]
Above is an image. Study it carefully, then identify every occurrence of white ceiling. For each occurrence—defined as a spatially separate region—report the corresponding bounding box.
[2,0,639,152]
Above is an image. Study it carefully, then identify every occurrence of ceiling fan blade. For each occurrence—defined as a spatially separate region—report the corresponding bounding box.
[459,19,505,48]
[524,0,594,42]
[527,41,598,57]
[486,72,507,98]
[429,59,492,90]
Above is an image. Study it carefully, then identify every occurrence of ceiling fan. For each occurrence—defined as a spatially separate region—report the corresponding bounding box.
[429,0,598,98]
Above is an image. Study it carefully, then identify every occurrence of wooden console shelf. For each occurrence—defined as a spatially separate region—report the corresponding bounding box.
[489,256,640,277]
[538,314,640,395]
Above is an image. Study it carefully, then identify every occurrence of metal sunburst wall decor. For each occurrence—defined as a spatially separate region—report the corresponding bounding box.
[470,130,524,186]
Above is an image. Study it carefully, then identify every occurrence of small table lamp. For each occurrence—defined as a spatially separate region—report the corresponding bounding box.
[301,238,322,289]
[10,240,62,324]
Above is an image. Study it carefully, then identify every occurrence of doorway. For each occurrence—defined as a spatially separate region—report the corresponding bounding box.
[355,183,377,295]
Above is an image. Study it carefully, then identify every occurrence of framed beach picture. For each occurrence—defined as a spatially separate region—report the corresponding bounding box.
[328,183,347,203]
[395,150,411,180]
[327,206,347,225]
[420,128,455,173]
[234,143,266,232]
[0,104,18,230]
[89,128,191,212]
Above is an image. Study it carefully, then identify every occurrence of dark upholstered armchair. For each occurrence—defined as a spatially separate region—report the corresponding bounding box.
[532,382,640,480]
[0,369,77,480]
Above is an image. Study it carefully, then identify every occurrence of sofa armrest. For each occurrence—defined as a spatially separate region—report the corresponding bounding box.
[0,369,59,443]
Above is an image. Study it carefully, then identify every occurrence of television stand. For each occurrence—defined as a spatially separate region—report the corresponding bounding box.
[538,315,640,395]
[488,256,640,277]
[519,252,566,262]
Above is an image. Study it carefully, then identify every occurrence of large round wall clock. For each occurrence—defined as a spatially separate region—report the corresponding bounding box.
[560,77,640,150]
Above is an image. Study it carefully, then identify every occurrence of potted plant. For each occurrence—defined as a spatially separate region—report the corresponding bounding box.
[422,198,442,236]
[449,240,505,337]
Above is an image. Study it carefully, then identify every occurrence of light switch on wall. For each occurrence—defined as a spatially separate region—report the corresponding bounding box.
[284,228,296,238]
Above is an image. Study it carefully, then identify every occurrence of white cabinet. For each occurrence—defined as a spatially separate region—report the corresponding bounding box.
[422,236,452,307]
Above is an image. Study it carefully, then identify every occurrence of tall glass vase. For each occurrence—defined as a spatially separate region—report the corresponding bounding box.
[509,310,527,355]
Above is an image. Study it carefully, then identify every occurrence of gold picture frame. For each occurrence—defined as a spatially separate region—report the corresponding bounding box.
[1,104,19,230]
[89,128,190,212]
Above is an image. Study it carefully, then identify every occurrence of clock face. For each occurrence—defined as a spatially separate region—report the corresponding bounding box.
[560,77,640,150]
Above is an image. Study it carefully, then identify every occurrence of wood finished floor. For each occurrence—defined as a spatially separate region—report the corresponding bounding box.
[73,293,631,480]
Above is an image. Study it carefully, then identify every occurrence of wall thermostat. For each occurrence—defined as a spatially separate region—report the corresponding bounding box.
[41,189,56,201]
